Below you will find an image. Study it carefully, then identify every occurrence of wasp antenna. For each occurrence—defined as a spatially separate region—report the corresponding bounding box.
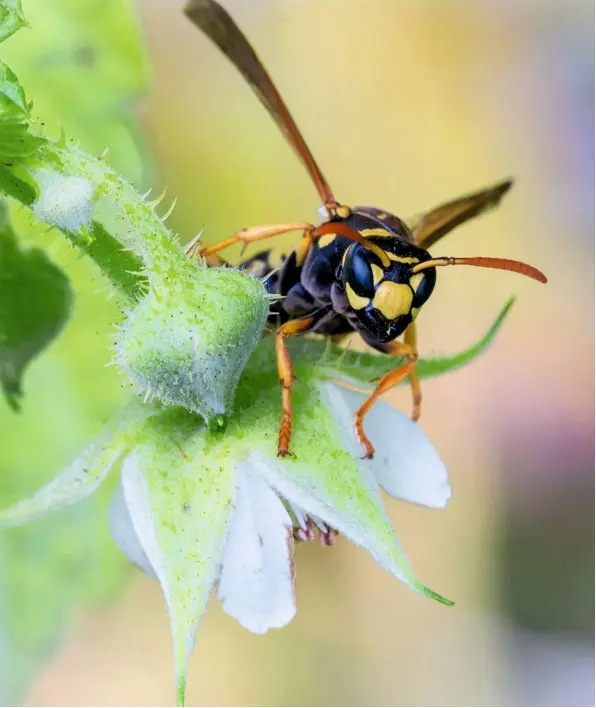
[411,256,547,284]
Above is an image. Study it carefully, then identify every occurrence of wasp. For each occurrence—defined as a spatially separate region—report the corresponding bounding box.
[183,0,547,458]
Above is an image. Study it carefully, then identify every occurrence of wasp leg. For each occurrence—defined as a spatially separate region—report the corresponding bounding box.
[195,219,379,262]
[354,335,418,459]
[184,233,228,266]
[404,322,421,421]
[276,315,315,457]
[198,222,314,259]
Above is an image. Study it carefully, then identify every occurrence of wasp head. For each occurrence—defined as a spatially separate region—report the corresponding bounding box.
[339,238,436,343]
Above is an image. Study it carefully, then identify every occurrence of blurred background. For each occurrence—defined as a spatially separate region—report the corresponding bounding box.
[0,0,593,705]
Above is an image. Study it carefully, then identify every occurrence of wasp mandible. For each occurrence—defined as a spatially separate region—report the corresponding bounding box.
[183,0,547,458]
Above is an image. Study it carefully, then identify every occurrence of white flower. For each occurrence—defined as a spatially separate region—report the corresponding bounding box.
[112,383,450,638]
[0,380,450,704]
[0,298,513,706]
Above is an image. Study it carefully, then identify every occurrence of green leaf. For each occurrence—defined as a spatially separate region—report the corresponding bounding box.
[0,118,44,160]
[416,298,515,378]
[295,298,516,386]
[0,161,37,202]
[0,59,28,117]
[0,200,72,410]
[0,403,149,701]
[0,0,27,44]
[0,0,149,182]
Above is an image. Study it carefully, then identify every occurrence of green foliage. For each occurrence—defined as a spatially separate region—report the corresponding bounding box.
[0,0,148,181]
[0,58,27,116]
[0,58,45,162]
[0,161,36,202]
[0,200,72,409]
[0,0,26,44]
[0,0,149,701]
[300,298,516,386]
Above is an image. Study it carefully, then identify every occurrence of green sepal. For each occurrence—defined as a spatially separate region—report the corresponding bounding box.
[294,298,515,386]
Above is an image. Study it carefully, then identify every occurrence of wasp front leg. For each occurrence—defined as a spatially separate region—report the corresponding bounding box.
[192,222,315,260]
[187,218,374,264]
[355,323,420,459]
[276,316,316,457]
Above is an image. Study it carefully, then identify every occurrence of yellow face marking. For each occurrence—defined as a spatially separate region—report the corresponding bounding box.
[410,306,420,321]
[361,227,393,238]
[377,212,388,220]
[371,263,384,286]
[336,205,352,219]
[409,273,424,292]
[318,233,336,249]
[387,253,420,264]
[346,282,370,311]
[372,282,413,320]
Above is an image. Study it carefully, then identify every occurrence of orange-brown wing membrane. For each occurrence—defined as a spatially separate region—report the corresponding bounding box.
[184,0,335,207]
[412,180,513,250]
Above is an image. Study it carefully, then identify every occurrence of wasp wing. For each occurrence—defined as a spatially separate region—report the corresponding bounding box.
[412,180,513,250]
[184,0,335,207]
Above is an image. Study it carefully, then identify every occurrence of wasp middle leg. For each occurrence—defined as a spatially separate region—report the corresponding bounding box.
[355,322,420,459]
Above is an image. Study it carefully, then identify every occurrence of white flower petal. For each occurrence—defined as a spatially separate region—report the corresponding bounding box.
[332,387,451,508]
[218,463,295,634]
[108,479,156,579]
[0,439,121,526]
[246,381,452,605]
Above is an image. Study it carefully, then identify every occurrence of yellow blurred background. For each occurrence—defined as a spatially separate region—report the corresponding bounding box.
[5,0,593,705]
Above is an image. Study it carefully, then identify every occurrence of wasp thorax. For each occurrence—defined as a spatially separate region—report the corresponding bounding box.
[340,241,436,343]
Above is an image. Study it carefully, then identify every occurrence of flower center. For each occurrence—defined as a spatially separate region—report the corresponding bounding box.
[286,500,339,546]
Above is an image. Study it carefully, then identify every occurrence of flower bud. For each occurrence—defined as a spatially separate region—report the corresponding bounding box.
[115,255,269,425]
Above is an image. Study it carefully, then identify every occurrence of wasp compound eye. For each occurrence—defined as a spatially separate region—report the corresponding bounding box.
[410,266,437,308]
[342,244,376,299]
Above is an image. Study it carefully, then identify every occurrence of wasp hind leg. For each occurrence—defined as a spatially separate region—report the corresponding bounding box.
[355,322,420,459]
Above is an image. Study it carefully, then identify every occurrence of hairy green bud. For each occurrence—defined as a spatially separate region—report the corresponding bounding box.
[115,249,269,424]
